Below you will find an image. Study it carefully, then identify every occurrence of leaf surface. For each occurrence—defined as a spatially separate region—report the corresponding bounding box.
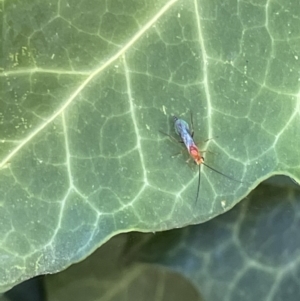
[1,0,299,290]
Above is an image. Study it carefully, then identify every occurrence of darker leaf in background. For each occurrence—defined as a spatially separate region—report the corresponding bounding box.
[4,276,46,301]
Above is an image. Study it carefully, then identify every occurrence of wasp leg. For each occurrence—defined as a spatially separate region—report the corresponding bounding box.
[159,130,184,144]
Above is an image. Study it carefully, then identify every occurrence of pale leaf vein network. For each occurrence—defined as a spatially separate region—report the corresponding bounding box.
[0,0,179,168]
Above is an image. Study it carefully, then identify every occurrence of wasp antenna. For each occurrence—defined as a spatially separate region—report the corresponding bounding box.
[202,162,245,184]
[195,164,201,204]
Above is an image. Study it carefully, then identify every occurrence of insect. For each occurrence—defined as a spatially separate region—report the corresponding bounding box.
[169,113,244,204]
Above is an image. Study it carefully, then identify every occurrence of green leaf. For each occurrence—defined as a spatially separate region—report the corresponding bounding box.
[1,0,299,291]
